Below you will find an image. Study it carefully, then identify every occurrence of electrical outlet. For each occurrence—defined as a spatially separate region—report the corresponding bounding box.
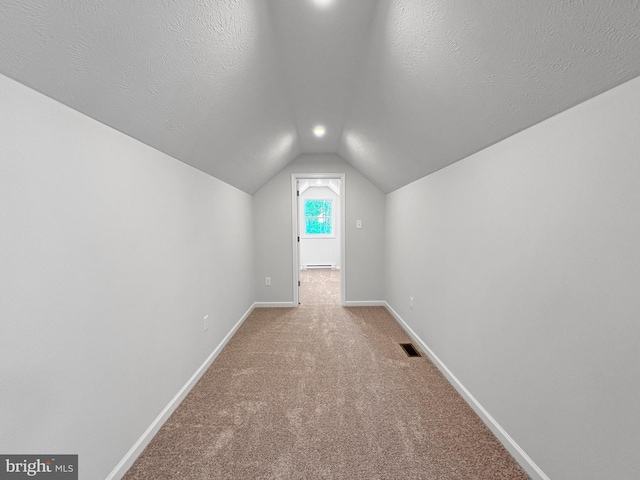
[409,297,414,310]
[265,277,271,286]
[356,219,362,229]
[203,315,209,332]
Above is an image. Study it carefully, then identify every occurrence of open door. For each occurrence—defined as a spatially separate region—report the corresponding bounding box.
[291,173,345,306]
[296,180,301,304]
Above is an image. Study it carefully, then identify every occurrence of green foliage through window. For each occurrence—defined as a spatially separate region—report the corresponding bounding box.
[304,199,333,236]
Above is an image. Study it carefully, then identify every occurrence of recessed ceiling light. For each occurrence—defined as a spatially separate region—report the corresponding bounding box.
[313,125,326,137]
[313,0,334,7]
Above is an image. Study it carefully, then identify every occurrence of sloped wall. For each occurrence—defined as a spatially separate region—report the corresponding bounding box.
[0,74,255,479]
[385,76,640,479]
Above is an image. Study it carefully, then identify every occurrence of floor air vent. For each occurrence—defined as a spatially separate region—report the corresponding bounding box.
[400,343,422,357]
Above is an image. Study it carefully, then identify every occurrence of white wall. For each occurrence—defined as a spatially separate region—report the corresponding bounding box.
[0,74,254,479]
[254,154,385,304]
[385,76,640,479]
[300,186,341,268]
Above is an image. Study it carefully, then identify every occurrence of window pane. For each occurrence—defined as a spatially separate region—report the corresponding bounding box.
[304,199,333,235]
[322,200,332,217]
[305,200,321,217]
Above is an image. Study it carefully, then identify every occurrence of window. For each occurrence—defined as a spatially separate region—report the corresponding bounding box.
[303,198,334,238]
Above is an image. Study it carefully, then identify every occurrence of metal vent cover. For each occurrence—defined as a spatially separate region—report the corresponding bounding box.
[400,343,422,357]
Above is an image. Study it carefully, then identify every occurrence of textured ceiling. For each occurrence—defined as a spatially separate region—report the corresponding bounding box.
[1,1,639,193]
[339,0,640,192]
[0,0,300,194]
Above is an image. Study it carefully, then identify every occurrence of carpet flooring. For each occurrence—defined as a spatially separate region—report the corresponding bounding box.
[123,270,528,479]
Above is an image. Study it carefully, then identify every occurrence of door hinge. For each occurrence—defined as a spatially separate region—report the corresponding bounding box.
[298,281,301,287]
[297,236,300,242]
[297,190,300,196]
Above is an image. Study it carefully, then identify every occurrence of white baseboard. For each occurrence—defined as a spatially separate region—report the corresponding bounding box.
[344,300,386,307]
[254,301,296,308]
[384,302,549,480]
[105,303,256,480]
[300,265,341,271]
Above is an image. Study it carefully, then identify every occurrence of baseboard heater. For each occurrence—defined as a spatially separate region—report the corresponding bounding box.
[303,264,337,270]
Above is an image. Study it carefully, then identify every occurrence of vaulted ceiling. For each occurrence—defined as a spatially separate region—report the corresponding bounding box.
[1,1,639,193]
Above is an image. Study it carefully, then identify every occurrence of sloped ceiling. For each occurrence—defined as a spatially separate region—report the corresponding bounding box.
[339,1,640,191]
[1,1,639,193]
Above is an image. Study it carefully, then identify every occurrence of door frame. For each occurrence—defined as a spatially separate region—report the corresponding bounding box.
[291,173,346,306]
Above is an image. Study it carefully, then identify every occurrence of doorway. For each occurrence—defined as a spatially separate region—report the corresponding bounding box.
[291,173,345,306]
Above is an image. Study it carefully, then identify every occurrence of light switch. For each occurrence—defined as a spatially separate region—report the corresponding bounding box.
[356,220,362,229]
